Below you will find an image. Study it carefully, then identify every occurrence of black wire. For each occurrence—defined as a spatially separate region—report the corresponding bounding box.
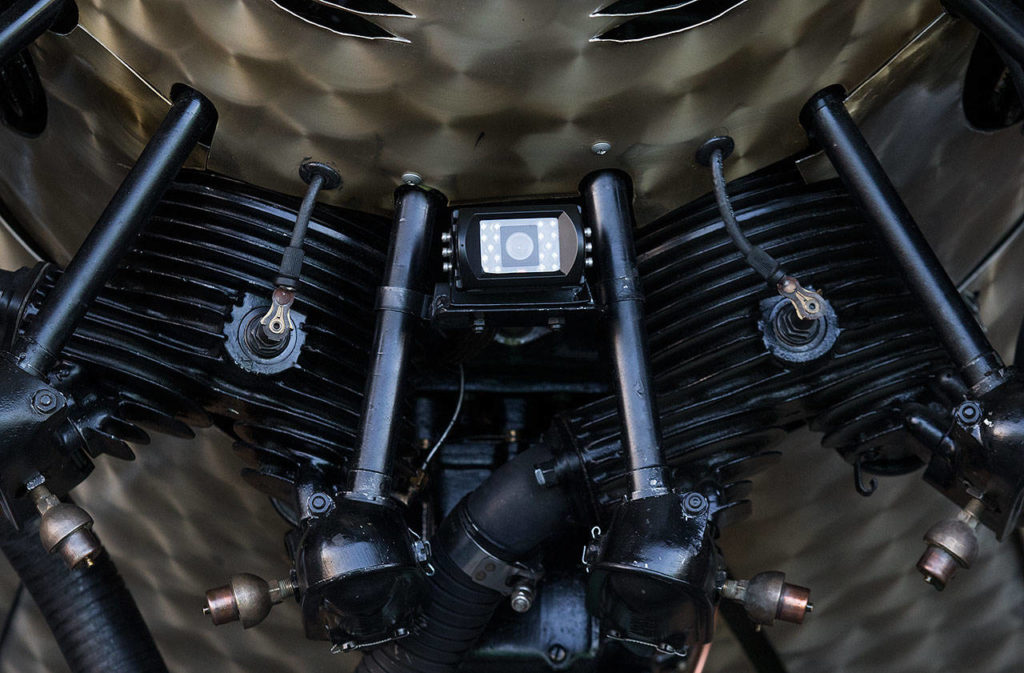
[0,582,24,659]
[710,149,752,256]
[289,173,324,249]
[710,149,785,284]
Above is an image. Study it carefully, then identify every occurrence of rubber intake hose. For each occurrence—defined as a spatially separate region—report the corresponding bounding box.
[0,514,169,673]
[357,445,575,673]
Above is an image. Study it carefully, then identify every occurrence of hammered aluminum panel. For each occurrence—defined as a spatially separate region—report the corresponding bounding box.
[0,26,205,265]
[798,15,1024,284]
[2,428,1021,672]
[961,220,1024,365]
[0,429,357,673]
[19,0,935,234]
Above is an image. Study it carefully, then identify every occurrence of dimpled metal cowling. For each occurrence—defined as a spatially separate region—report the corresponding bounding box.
[2,0,938,261]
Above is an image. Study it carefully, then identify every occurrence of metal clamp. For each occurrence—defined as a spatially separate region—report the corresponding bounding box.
[376,286,430,318]
[445,513,543,594]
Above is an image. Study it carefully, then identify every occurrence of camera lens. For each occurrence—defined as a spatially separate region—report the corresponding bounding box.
[505,231,536,261]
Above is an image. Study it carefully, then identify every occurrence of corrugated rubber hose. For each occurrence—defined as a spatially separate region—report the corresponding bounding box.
[0,511,169,673]
[357,445,575,673]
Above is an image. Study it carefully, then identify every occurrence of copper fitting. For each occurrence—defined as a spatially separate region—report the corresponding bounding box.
[720,571,813,626]
[204,573,295,629]
[30,484,102,570]
[916,499,982,591]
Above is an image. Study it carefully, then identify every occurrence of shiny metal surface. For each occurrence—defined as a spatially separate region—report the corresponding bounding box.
[799,15,1024,283]
[3,429,1022,673]
[961,218,1024,364]
[0,26,205,265]
[4,0,938,261]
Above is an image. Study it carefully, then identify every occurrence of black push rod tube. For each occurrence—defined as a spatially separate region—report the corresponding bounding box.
[580,170,669,498]
[800,89,1006,393]
[0,0,66,66]
[943,0,1024,67]
[13,88,216,377]
[348,186,443,501]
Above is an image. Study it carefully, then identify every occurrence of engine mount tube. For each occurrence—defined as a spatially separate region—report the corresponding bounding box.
[0,0,67,66]
[357,445,575,673]
[13,86,217,378]
[800,88,1007,395]
[0,513,169,673]
[943,0,1024,68]
[348,185,445,501]
[579,170,669,499]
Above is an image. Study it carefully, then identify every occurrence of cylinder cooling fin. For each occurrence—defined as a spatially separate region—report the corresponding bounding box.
[566,166,951,506]
[0,160,1003,673]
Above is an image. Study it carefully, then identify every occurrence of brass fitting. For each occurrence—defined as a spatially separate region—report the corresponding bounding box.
[30,484,102,570]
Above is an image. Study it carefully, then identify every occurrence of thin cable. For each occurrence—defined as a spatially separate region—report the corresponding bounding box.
[710,149,752,256]
[289,174,323,248]
[420,364,465,471]
[710,149,784,283]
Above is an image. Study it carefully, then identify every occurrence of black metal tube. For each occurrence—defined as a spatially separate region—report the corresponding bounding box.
[0,0,65,66]
[944,0,1024,67]
[348,186,444,501]
[579,170,669,499]
[800,89,1006,393]
[13,87,216,377]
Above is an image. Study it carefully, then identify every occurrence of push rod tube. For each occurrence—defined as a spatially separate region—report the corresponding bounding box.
[800,88,1006,394]
[0,0,66,66]
[943,0,1024,67]
[580,170,669,499]
[14,87,216,378]
[348,186,444,501]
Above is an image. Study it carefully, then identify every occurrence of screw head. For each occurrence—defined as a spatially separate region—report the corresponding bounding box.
[307,492,332,515]
[547,644,567,664]
[402,172,423,185]
[32,390,59,414]
[591,141,611,156]
[684,493,708,515]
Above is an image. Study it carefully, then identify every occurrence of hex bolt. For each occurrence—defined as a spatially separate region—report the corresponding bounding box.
[509,580,535,613]
[954,400,982,425]
[307,492,333,515]
[442,261,453,273]
[440,231,452,244]
[31,389,59,414]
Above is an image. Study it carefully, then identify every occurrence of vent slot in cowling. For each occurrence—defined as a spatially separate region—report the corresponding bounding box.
[591,0,748,42]
[271,0,413,42]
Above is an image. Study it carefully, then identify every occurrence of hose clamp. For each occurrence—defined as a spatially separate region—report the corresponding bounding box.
[441,505,542,595]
